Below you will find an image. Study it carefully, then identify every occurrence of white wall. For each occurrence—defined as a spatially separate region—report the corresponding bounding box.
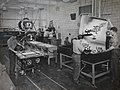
[48,0,92,44]
[48,0,120,44]
[101,0,120,45]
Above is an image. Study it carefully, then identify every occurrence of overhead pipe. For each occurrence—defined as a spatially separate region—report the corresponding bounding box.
[92,0,94,16]
[98,0,101,18]
[94,0,97,17]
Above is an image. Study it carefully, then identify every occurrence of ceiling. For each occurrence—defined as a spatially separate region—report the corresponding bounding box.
[0,0,63,11]
[0,0,78,11]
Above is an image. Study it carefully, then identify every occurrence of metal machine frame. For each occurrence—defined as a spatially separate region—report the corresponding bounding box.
[60,52,110,86]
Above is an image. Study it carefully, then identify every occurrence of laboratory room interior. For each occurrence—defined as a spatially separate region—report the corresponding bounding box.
[0,0,120,90]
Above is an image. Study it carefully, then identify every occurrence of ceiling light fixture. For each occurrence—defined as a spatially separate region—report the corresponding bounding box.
[2,6,7,10]
[62,0,77,3]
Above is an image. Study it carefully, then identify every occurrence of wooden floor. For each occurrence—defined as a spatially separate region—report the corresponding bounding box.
[0,45,120,90]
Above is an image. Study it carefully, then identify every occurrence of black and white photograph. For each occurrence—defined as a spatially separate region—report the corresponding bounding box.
[0,0,120,90]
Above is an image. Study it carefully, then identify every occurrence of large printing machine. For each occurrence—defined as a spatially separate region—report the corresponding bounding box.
[15,41,57,74]
[7,18,58,75]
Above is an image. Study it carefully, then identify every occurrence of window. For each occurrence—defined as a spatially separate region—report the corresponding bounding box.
[79,5,92,15]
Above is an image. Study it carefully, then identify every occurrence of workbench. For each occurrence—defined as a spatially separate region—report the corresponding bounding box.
[59,45,111,86]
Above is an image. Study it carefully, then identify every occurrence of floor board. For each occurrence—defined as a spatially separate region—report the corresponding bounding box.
[0,46,120,90]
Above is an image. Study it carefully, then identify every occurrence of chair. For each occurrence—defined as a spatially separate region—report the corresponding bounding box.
[48,49,58,65]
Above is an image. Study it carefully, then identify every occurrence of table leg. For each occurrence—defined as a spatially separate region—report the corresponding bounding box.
[92,64,95,85]
[60,54,62,68]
